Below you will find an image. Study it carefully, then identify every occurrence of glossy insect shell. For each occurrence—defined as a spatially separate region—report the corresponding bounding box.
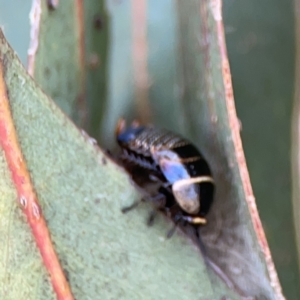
[116,123,214,217]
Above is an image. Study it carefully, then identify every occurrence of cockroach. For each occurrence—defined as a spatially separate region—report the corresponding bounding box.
[116,119,214,227]
[115,121,250,297]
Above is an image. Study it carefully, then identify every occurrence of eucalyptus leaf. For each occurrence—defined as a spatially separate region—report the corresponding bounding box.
[0,29,242,299]
[0,0,286,299]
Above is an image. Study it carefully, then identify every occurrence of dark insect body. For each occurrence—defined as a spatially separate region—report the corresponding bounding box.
[116,122,245,296]
[116,119,215,227]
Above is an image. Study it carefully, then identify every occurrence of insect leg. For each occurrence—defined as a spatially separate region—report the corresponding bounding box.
[147,210,157,226]
[122,192,166,214]
[144,192,167,209]
[148,173,171,184]
[166,213,185,238]
[146,192,167,225]
[121,201,140,213]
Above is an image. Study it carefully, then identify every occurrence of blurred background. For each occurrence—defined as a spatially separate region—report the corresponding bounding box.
[0,0,298,299]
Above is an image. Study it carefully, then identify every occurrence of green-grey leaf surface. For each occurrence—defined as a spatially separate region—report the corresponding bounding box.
[100,0,281,298]
[99,0,135,148]
[223,1,299,299]
[84,0,110,140]
[0,30,242,299]
[0,0,285,299]
[175,2,277,299]
[30,1,84,125]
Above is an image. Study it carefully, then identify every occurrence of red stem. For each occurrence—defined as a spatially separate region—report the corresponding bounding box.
[0,60,74,300]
